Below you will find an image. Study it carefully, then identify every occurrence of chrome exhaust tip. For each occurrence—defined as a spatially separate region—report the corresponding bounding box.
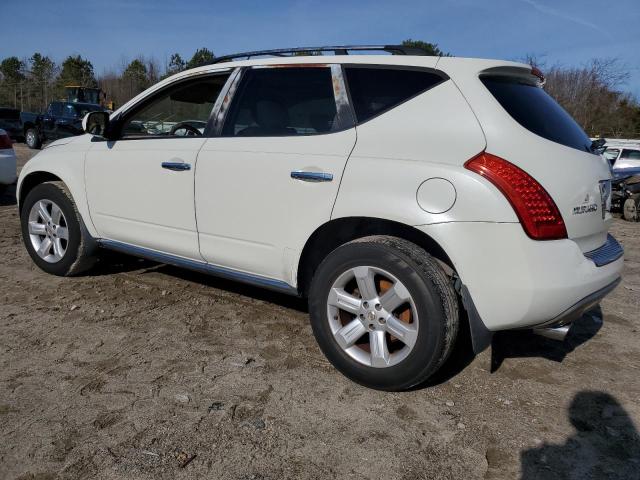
[533,325,570,341]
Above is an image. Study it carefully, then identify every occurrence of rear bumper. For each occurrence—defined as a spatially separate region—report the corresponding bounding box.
[417,222,624,331]
[532,276,620,340]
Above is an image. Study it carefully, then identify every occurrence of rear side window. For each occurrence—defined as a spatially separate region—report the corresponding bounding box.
[345,67,444,123]
[481,76,592,152]
[222,67,339,137]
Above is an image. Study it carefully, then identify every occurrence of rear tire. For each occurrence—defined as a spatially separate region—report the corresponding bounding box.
[20,181,97,276]
[309,236,459,391]
[25,128,41,149]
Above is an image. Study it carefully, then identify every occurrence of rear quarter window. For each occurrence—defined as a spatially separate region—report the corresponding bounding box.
[345,67,445,124]
[481,76,592,152]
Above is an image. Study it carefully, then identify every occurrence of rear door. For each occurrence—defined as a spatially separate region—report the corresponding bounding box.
[195,65,356,283]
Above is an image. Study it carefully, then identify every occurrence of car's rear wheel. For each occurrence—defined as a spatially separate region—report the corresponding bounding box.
[25,128,41,149]
[309,236,459,391]
[21,182,97,276]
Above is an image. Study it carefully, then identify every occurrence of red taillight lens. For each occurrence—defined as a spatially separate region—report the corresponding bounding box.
[0,133,12,149]
[465,152,567,240]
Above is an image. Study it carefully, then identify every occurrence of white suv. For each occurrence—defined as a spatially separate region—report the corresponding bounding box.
[17,46,623,390]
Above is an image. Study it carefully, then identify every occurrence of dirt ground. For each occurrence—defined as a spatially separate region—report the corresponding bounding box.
[1,143,639,480]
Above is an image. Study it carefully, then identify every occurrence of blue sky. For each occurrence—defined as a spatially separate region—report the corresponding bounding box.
[2,0,640,96]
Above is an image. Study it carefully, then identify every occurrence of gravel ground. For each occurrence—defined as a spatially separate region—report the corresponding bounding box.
[1,144,639,480]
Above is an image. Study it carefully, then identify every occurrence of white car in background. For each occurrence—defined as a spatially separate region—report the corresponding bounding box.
[0,128,17,193]
[16,45,623,390]
[603,140,640,171]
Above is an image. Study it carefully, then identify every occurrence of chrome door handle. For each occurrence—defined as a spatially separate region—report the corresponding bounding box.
[291,171,333,182]
[161,162,191,171]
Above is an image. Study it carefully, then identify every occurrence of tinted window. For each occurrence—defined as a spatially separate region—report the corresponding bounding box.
[481,76,592,152]
[345,67,444,123]
[621,149,640,160]
[63,104,77,117]
[49,103,63,116]
[0,108,20,120]
[121,74,229,138]
[222,68,338,137]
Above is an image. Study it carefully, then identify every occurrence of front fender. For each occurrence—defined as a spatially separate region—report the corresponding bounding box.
[17,135,98,237]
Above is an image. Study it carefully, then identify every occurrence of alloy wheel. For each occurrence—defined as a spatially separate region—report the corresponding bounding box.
[326,265,419,368]
[27,199,69,263]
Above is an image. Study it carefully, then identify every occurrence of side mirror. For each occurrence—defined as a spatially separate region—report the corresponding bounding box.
[82,111,110,137]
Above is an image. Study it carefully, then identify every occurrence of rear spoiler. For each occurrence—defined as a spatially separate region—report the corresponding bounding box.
[479,65,545,87]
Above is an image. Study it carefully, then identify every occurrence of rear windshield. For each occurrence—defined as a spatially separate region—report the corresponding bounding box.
[481,76,592,153]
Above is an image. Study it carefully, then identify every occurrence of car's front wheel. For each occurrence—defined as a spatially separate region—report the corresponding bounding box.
[21,181,97,276]
[309,236,459,391]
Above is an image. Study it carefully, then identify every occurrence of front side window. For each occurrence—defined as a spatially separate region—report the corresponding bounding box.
[121,74,230,138]
[222,67,339,137]
[49,103,63,117]
[63,104,76,117]
[345,67,444,123]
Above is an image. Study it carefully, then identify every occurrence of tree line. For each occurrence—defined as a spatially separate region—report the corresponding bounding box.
[0,48,216,113]
[0,42,638,139]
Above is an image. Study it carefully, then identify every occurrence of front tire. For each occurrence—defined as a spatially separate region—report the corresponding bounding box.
[21,181,97,276]
[25,128,41,149]
[309,236,459,391]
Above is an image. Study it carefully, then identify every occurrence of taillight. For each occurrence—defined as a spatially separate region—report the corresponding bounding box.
[0,133,12,149]
[465,152,567,240]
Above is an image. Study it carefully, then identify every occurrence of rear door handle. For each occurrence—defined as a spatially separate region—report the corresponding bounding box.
[291,171,333,182]
[162,162,191,171]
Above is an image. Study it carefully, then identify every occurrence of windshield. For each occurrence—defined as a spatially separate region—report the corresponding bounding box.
[481,76,592,153]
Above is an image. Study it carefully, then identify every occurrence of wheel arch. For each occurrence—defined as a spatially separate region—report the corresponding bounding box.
[296,216,456,297]
[22,121,36,133]
[18,171,64,212]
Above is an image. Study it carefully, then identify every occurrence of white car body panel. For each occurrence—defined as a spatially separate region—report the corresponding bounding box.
[420,222,622,329]
[85,137,205,260]
[439,58,613,253]
[16,54,624,335]
[197,129,356,283]
[17,135,98,236]
[332,79,518,225]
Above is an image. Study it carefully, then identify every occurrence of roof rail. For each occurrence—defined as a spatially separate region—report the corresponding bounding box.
[209,45,430,64]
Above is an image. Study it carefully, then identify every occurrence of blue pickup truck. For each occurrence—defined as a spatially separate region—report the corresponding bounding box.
[20,101,106,149]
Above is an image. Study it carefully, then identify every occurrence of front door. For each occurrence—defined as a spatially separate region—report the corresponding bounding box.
[42,102,63,140]
[85,72,231,259]
[195,65,356,283]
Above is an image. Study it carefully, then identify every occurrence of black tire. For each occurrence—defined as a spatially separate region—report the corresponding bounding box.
[309,236,459,391]
[25,128,41,149]
[21,181,97,276]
